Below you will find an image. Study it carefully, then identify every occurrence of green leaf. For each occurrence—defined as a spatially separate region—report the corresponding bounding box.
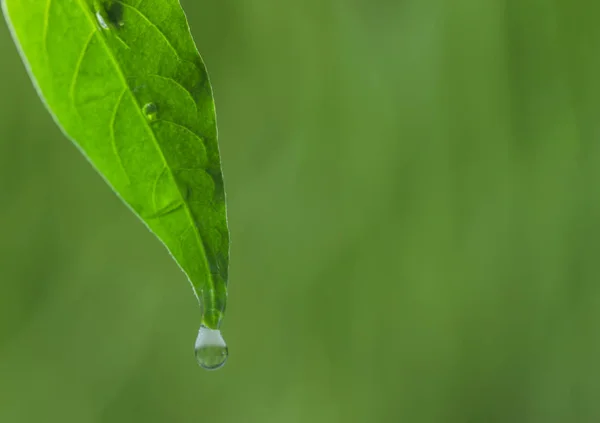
[2,0,229,331]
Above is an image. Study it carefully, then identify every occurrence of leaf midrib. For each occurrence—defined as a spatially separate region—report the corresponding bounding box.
[72,0,214,304]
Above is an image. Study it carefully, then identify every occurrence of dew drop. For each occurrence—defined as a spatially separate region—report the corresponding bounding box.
[143,103,158,122]
[94,1,124,29]
[108,6,125,28]
[194,326,228,370]
[95,11,109,30]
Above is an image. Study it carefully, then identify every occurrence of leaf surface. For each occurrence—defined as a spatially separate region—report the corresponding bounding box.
[2,0,229,329]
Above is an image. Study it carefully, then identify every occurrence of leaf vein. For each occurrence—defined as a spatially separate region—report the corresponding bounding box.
[151,166,167,210]
[156,119,205,145]
[145,74,198,113]
[110,89,129,182]
[115,0,180,60]
[69,30,96,113]
[42,0,52,60]
[113,33,131,50]
[73,90,120,109]
[178,224,194,251]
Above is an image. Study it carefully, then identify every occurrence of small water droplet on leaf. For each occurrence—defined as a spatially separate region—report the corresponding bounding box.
[95,11,109,30]
[143,103,158,122]
[195,326,228,370]
[93,0,124,29]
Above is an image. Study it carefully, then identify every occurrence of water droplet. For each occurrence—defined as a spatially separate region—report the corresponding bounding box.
[194,326,228,370]
[95,11,109,30]
[143,103,158,122]
[94,1,124,29]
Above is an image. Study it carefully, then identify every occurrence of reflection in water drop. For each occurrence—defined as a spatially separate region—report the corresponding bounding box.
[95,11,109,30]
[143,103,158,122]
[93,0,124,29]
[106,1,125,28]
[195,326,228,370]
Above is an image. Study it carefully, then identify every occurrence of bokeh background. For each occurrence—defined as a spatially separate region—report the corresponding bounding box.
[2,1,600,422]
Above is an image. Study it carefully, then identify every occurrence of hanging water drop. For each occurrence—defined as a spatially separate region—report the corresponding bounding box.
[143,103,158,122]
[194,326,228,370]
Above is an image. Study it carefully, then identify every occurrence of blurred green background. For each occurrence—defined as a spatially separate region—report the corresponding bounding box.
[2,0,600,422]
